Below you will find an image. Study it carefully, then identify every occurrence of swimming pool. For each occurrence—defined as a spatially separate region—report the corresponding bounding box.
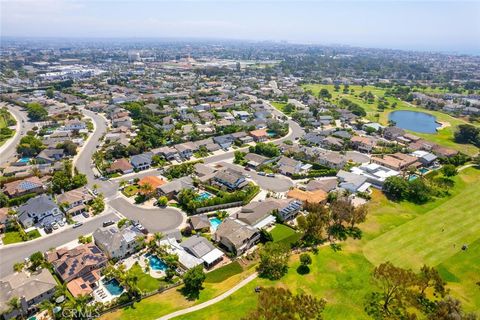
[103,278,124,296]
[408,175,419,182]
[418,168,429,175]
[18,157,30,164]
[209,217,222,231]
[196,191,213,201]
[146,253,168,271]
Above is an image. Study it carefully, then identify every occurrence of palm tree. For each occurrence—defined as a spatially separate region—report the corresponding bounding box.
[7,297,21,312]
[38,299,54,318]
[63,294,91,320]
[139,182,154,197]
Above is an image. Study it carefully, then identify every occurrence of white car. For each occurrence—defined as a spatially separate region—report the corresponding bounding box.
[52,223,59,230]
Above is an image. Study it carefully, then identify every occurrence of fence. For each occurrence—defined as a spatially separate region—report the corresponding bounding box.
[98,281,182,317]
[195,201,244,214]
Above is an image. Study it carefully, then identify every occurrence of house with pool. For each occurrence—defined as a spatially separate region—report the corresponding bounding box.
[181,235,225,268]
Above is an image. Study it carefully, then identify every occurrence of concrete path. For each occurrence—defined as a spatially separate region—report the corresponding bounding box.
[157,273,258,320]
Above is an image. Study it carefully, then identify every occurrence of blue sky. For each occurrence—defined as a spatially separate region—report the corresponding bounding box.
[1,0,479,54]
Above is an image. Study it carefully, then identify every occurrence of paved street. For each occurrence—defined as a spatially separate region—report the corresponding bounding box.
[0,211,118,277]
[0,103,32,166]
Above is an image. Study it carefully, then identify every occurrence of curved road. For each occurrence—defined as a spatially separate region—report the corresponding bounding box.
[77,109,186,233]
[0,103,32,166]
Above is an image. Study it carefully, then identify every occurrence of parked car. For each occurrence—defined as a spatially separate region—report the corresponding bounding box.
[52,223,59,230]
[73,222,83,228]
[44,226,53,234]
[102,220,115,227]
[258,172,266,176]
[82,211,90,218]
[267,173,275,177]
[58,220,65,227]
[244,167,251,171]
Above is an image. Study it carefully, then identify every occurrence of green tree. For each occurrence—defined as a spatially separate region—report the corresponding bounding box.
[29,251,45,270]
[26,102,48,121]
[182,265,206,299]
[257,242,290,280]
[319,88,332,100]
[0,191,8,207]
[46,88,54,98]
[17,135,44,156]
[382,176,409,201]
[441,164,457,177]
[242,287,326,320]
[91,195,105,215]
[297,203,327,245]
[157,196,168,207]
[298,253,313,274]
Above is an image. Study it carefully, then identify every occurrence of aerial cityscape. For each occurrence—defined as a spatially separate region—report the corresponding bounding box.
[0,1,479,320]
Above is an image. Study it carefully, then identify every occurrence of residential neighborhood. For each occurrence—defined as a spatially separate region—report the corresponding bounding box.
[0,10,479,320]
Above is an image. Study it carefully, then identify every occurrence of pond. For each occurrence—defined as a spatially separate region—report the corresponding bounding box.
[388,110,440,134]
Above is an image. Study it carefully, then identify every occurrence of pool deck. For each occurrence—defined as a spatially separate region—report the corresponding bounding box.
[93,277,124,304]
[122,251,166,278]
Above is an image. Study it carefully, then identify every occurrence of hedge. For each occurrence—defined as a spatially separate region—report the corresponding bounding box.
[8,192,38,206]
[291,169,338,180]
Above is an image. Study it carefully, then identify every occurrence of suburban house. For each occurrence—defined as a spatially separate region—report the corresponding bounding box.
[158,176,194,200]
[107,158,134,174]
[212,169,247,191]
[286,188,328,205]
[152,146,178,161]
[137,176,166,195]
[46,244,107,297]
[232,110,250,120]
[16,194,63,228]
[383,126,405,140]
[350,136,376,153]
[276,156,306,176]
[305,177,338,193]
[158,237,203,270]
[0,269,57,320]
[351,163,400,187]
[249,129,268,142]
[234,200,278,229]
[213,135,235,150]
[411,150,438,166]
[36,148,65,164]
[2,176,45,198]
[181,235,225,268]
[93,225,144,259]
[130,152,153,171]
[336,170,370,192]
[174,143,194,159]
[56,187,93,216]
[214,217,260,256]
[244,153,270,169]
[371,153,420,171]
[189,214,211,231]
[63,119,86,131]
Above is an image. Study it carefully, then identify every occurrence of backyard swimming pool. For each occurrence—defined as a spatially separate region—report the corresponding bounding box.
[419,168,429,175]
[209,217,222,231]
[388,110,440,134]
[408,174,419,182]
[145,253,168,271]
[18,157,30,164]
[103,278,124,296]
[196,191,213,201]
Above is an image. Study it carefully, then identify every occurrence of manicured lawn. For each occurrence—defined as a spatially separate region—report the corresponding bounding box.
[171,168,480,320]
[2,231,24,244]
[302,84,479,156]
[0,109,15,146]
[100,263,257,320]
[205,261,243,283]
[363,168,480,270]
[271,101,292,114]
[122,185,139,197]
[128,263,167,293]
[270,224,300,245]
[2,229,41,244]
[175,249,375,320]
